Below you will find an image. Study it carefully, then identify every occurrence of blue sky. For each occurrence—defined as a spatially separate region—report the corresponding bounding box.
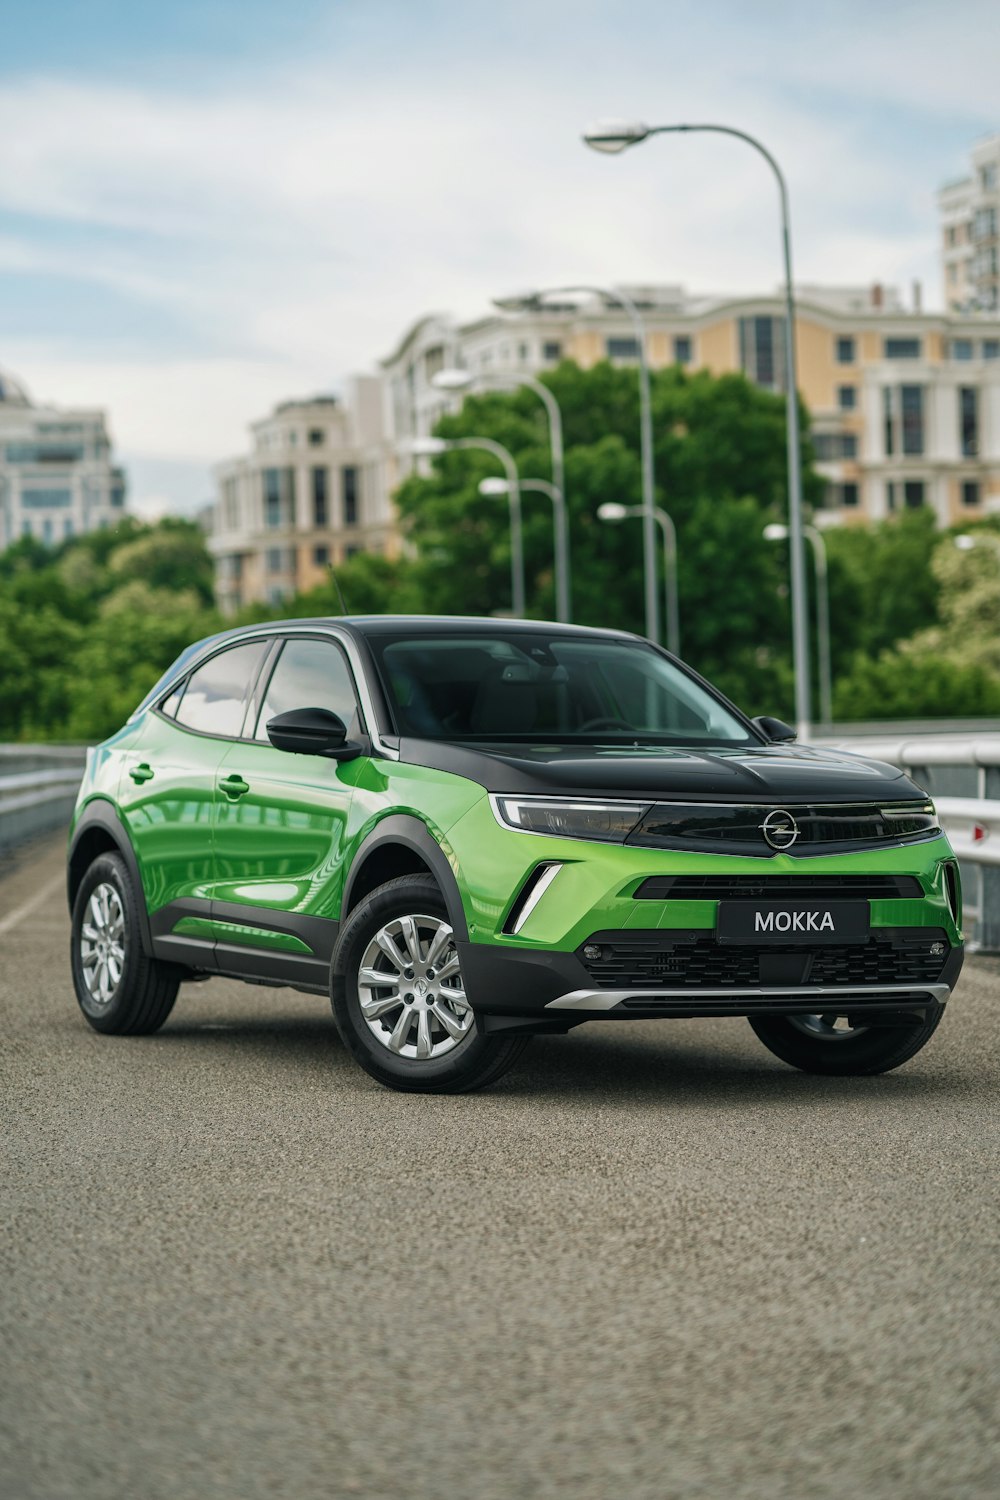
[1,0,998,515]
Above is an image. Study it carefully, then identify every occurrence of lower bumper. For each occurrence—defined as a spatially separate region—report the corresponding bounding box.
[457,937,963,1029]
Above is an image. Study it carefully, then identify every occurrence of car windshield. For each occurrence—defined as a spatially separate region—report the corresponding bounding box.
[370,632,756,746]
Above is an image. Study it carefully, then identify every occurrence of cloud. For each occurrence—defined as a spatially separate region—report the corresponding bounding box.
[0,0,997,511]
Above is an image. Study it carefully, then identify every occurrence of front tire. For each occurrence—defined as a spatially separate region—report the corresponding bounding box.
[749,1004,945,1076]
[332,875,529,1093]
[70,852,180,1035]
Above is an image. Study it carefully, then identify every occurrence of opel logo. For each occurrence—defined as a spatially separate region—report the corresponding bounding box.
[761,809,799,851]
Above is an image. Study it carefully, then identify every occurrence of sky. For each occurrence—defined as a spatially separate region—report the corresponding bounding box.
[1,0,998,517]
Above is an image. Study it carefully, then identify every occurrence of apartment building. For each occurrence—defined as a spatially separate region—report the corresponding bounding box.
[210,377,395,612]
[0,365,127,547]
[384,283,1000,528]
[939,134,1000,313]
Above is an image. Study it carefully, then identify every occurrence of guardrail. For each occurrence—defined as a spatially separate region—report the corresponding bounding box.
[826,733,1000,951]
[0,746,87,853]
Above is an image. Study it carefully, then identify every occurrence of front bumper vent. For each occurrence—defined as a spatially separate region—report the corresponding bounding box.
[635,874,923,901]
[577,929,951,990]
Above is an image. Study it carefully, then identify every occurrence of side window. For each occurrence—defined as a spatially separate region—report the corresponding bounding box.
[159,680,185,719]
[174,641,268,738]
[255,637,361,741]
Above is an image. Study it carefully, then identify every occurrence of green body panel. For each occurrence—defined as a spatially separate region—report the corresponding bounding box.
[442,797,962,950]
[71,712,962,960]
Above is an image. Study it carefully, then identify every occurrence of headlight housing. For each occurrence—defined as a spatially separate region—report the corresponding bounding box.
[879,801,940,838]
[493,796,650,843]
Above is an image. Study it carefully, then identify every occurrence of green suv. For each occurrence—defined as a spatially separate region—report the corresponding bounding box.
[68,617,963,1092]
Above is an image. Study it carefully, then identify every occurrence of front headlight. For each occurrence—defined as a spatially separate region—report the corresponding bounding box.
[493,796,650,843]
[880,801,940,838]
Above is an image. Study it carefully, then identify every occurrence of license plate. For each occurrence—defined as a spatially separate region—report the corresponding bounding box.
[716,900,870,945]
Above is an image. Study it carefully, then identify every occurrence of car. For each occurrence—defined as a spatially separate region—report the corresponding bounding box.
[67,616,964,1093]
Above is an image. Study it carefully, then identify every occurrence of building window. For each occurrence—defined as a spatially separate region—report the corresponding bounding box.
[542,341,562,362]
[950,338,974,360]
[739,316,786,389]
[835,336,855,364]
[813,433,856,461]
[962,480,981,507]
[342,465,359,526]
[981,163,998,192]
[518,342,529,362]
[886,481,897,512]
[263,467,295,529]
[64,518,74,537]
[960,387,979,457]
[312,467,328,527]
[266,547,285,572]
[314,544,330,565]
[841,482,860,507]
[883,389,894,457]
[983,339,1000,360]
[904,481,925,509]
[424,345,445,379]
[345,544,361,560]
[606,337,641,360]
[674,335,692,364]
[884,337,921,359]
[972,206,998,240]
[21,487,73,508]
[308,428,324,446]
[901,387,924,456]
[837,385,856,410]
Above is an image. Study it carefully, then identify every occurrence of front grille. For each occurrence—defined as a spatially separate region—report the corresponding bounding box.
[626,800,937,856]
[578,929,949,990]
[635,874,923,902]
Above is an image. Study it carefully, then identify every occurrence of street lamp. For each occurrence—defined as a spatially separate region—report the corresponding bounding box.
[406,435,525,615]
[598,502,680,656]
[583,117,811,739]
[493,284,660,646]
[479,477,570,625]
[432,367,570,622]
[765,522,831,727]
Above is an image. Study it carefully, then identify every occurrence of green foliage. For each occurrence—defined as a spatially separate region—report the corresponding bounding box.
[0,518,221,741]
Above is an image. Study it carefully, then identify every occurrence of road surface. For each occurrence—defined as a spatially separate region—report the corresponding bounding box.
[2,831,998,1498]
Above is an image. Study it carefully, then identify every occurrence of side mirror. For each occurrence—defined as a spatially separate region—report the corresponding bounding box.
[752,715,797,743]
[266,707,362,760]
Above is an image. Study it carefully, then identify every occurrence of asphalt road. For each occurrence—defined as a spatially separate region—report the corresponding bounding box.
[2,831,998,1500]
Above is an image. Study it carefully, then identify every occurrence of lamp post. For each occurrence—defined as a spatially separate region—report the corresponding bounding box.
[598,501,680,656]
[407,435,525,616]
[583,118,811,739]
[494,284,659,645]
[432,367,570,622]
[480,477,570,623]
[765,522,830,726]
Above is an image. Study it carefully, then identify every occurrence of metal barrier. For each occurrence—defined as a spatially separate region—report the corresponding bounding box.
[826,732,1000,951]
[0,746,86,853]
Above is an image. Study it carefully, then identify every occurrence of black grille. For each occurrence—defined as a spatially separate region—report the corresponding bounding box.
[578,929,949,990]
[626,801,937,855]
[635,874,923,902]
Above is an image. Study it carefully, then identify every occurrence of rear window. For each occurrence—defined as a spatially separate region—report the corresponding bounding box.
[172,641,268,738]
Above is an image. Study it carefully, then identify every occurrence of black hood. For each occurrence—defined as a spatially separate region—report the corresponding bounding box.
[396,738,927,805]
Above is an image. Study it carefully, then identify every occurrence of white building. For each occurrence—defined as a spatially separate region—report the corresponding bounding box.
[0,367,127,548]
[210,377,394,612]
[939,134,1000,313]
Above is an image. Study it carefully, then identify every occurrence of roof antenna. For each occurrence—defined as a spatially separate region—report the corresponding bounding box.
[327,565,349,616]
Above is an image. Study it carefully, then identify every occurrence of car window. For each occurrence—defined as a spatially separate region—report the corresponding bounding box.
[255,637,361,741]
[173,641,269,738]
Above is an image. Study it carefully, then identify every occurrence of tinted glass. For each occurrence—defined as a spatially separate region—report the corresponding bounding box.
[255,638,360,740]
[174,641,267,737]
[371,633,753,745]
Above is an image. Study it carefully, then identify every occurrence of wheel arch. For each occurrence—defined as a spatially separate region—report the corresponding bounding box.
[67,799,153,955]
[341,816,469,942]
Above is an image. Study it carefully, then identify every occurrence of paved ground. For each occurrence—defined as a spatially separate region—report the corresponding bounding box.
[2,831,998,1500]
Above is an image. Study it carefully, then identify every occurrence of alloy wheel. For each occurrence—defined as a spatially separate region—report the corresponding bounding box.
[357,913,473,1060]
[79,882,126,1006]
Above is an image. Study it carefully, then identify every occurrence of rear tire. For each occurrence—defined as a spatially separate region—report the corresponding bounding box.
[332,875,529,1093]
[748,1004,945,1076]
[70,852,180,1035]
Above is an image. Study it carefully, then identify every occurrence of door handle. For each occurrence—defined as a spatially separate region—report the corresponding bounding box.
[219,774,250,800]
[129,762,155,784]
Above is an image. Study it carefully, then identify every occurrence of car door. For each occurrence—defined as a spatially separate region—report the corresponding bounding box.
[210,633,364,989]
[116,636,273,966]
